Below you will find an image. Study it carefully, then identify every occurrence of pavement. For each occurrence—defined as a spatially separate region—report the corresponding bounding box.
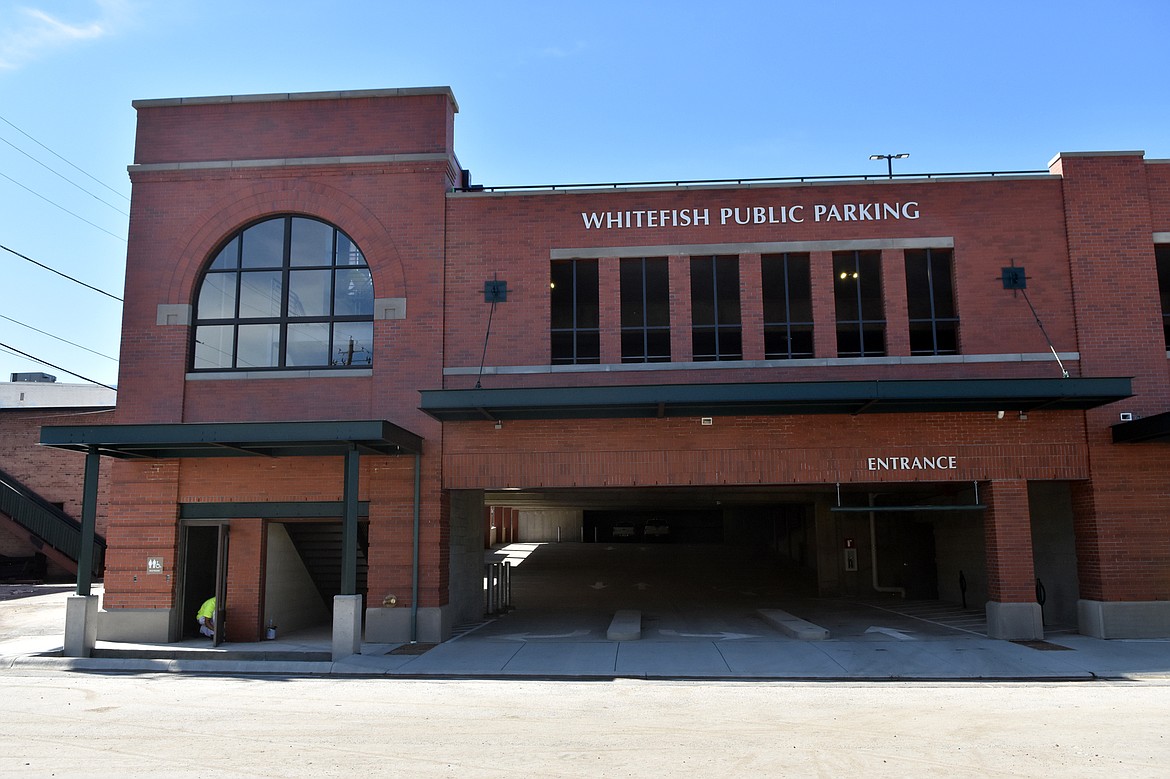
[3,542,1170,680]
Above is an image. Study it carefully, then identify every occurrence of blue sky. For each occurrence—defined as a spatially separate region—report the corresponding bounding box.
[1,0,1168,389]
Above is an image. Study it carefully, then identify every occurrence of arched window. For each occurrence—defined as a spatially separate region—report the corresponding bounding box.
[191,215,374,371]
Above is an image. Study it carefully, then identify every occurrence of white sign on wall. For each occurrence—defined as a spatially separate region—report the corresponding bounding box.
[866,455,957,472]
[581,201,921,230]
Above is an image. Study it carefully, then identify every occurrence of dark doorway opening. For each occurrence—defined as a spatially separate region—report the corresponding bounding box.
[181,524,222,639]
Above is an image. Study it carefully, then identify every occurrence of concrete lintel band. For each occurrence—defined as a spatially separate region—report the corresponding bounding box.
[444,351,1082,377]
[130,153,454,175]
[132,86,459,111]
[551,236,954,260]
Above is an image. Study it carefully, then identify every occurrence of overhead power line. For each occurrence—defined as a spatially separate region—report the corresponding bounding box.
[0,112,129,202]
[0,341,117,390]
[0,313,118,362]
[0,243,123,301]
[0,134,129,216]
[0,170,127,242]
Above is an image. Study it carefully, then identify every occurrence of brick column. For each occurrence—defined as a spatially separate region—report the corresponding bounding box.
[739,253,764,360]
[669,255,692,361]
[225,518,266,642]
[983,479,1042,639]
[881,248,910,356]
[810,251,836,358]
[1053,152,1170,637]
[598,257,621,364]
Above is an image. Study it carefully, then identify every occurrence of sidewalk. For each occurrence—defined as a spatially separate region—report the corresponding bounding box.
[4,615,1170,680]
[5,569,1170,681]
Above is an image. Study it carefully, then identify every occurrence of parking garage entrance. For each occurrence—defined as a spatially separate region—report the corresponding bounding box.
[478,481,1080,639]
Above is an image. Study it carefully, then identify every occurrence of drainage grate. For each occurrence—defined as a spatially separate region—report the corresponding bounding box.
[386,642,437,655]
[1011,639,1074,651]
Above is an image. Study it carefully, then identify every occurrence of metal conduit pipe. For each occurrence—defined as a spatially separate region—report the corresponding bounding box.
[410,453,421,643]
[869,494,906,598]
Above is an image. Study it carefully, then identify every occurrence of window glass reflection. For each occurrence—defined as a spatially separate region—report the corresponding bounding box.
[240,219,285,268]
[238,271,283,318]
[334,268,373,316]
[333,321,373,366]
[289,270,331,317]
[192,215,375,371]
[290,218,334,267]
[287,323,332,366]
[209,238,239,270]
[237,324,281,368]
[197,274,237,319]
[193,325,234,369]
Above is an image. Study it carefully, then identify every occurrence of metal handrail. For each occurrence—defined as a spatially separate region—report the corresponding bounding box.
[0,465,105,571]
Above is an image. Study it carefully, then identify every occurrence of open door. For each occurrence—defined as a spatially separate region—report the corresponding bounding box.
[212,524,229,646]
[181,523,229,643]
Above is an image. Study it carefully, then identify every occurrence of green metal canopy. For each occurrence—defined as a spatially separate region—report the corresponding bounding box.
[419,377,1132,422]
[39,419,423,460]
[1112,410,1170,444]
[42,419,425,640]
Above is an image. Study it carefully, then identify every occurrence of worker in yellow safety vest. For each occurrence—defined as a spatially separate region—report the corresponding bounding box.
[196,596,216,639]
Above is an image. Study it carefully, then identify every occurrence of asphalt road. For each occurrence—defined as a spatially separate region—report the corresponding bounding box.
[1,670,1168,777]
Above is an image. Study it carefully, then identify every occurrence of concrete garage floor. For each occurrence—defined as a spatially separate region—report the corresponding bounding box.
[482,541,979,643]
[3,543,1170,679]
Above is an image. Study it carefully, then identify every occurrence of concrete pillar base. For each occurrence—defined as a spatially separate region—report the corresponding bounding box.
[1078,599,1170,638]
[985,600,1043,640]
[332,595,363,661]
[64,595,99,657]
[365,605,454,644]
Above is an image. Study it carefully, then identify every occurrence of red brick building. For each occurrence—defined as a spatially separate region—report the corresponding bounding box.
[43,87,1170,652]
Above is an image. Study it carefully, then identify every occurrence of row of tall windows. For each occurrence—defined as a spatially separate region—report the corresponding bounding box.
[550,249,958,364]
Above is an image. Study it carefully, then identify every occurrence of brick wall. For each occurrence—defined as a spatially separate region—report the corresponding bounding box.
[1053,153,1170,602]
[133,90,456,165]
[441,411,1090,490]
[108,86,1170,627]
[0,408,114,573]
[442,177,1076,385]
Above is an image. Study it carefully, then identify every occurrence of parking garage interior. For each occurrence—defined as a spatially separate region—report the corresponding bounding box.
[478,480,1081,639]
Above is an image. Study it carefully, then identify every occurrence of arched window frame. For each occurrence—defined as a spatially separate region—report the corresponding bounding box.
[190,215,374,372]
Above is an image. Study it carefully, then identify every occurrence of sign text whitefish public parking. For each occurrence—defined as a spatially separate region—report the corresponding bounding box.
[580,201,920,229]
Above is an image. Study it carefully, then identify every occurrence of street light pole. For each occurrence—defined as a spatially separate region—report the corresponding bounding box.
[869,153,909,179]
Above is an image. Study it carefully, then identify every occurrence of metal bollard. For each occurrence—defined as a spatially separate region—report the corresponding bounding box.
[484,561,514,615]
[484,562,496,615]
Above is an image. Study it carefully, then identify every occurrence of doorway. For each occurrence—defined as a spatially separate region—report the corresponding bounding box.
[181,523,228,644]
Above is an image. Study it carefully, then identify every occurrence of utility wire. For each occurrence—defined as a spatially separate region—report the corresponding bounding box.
[0,341,116,390]
[0,313,118,362]
[0,112,129,201]
[0,243,123,301]
[0,134,129,216]
[0,170,127,242]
